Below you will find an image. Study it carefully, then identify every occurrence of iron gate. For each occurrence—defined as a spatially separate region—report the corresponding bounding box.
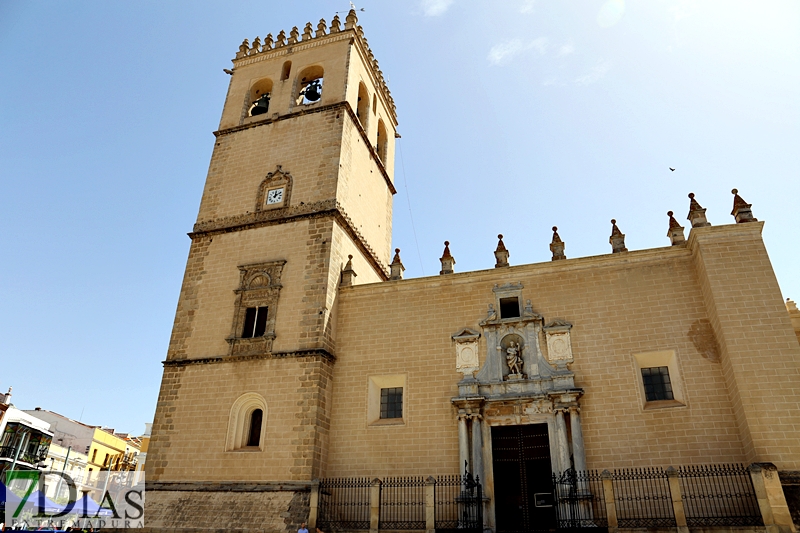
[435,473,483,533]
[553,468,609,531]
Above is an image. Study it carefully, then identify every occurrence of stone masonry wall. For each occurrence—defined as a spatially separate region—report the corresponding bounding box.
[142,487,308,533]
[689,223,800,470]
[328,243,753,477]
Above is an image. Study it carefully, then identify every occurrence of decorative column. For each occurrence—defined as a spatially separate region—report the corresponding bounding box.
[470,414,484,482]
[569,406,587,474]
[554,409,571,474]
[458,414,470,475]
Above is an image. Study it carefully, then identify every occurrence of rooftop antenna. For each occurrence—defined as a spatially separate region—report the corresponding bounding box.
[337,2,365,13]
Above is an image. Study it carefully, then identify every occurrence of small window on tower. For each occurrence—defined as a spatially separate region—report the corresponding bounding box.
[281,61,292,81]
[356,82,370,129]
[247,409,263,447]
[500,297,520,319]
[242,306,269,338]
[376,119,388,161]
[380,387,403,419]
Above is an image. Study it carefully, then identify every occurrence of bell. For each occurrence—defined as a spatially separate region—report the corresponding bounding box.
[303,79,322,102]
[250,93,270,116]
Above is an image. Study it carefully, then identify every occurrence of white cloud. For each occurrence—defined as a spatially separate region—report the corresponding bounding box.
[487,37,548,65]
[421,0,454,16]
[520,0,535,14]
[542,76,558,86]
[530,37,548,55]
[574,60,610,85]
[597,0,625,28]
[488,39,526,65]
[558,43,575,56]
[669,0,695,22]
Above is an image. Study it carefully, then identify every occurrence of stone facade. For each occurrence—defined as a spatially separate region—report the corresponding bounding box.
[143,10,800,533]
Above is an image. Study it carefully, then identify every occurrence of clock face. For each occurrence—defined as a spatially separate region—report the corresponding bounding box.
[266,188,284,205]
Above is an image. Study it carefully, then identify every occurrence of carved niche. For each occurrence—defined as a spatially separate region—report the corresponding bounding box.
[544,319,573,369]
[452,328,481,376]
[457,282,577,399]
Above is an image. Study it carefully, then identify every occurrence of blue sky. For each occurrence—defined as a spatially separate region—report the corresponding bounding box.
[1,1,798,434]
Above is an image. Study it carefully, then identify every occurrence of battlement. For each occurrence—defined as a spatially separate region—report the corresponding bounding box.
[232,9,397,122]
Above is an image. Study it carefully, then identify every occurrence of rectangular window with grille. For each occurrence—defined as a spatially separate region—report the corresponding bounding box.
[380,387,403,419]
[242,306,268,338]
[641,366,674,401]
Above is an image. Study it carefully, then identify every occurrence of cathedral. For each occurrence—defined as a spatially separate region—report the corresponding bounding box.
[142,10,800,533]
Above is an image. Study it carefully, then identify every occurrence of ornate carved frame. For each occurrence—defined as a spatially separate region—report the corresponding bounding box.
[255,166,293,211]
[227,260,286,356]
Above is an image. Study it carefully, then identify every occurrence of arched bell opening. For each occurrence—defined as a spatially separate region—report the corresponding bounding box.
[376,119,388,162]
[356,82,370,131]
[248,78,273,117]
[296,65,324,105]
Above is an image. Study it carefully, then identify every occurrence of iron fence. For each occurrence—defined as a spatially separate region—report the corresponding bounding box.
[318,464,761,531]
[612,467,676,528]
[434,475,483,533]
[378,477,426,530]
[678,464,763,527]
[317,477,372,531]
[553,469,608,529]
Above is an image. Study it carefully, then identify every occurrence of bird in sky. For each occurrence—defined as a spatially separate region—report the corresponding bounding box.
[669,167,676,171]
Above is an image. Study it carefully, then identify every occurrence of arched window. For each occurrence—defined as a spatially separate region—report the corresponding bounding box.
[376,119,388,162]
[247,409,263,447]
[248,78,273,117]
[226,393,267,451]
[296,65,324,105]
[356,82,370,130]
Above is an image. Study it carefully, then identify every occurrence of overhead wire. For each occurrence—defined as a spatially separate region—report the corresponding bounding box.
[397,139,425,276]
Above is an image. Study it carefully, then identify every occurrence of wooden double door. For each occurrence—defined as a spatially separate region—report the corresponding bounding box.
[492,424,557,533]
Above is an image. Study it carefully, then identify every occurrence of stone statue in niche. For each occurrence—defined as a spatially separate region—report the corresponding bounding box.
[500,334,525,380]
[506,342,523,375]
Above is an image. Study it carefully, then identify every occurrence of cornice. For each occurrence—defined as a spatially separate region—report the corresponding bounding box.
[190,201,389,281]
[163,349,336,368]
[232,32,353,68]
[686,221,765,251]
[191,198,338,235]
[340,244,694,297]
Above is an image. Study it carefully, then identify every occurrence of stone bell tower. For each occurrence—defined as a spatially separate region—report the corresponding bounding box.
[144,10,398,531]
